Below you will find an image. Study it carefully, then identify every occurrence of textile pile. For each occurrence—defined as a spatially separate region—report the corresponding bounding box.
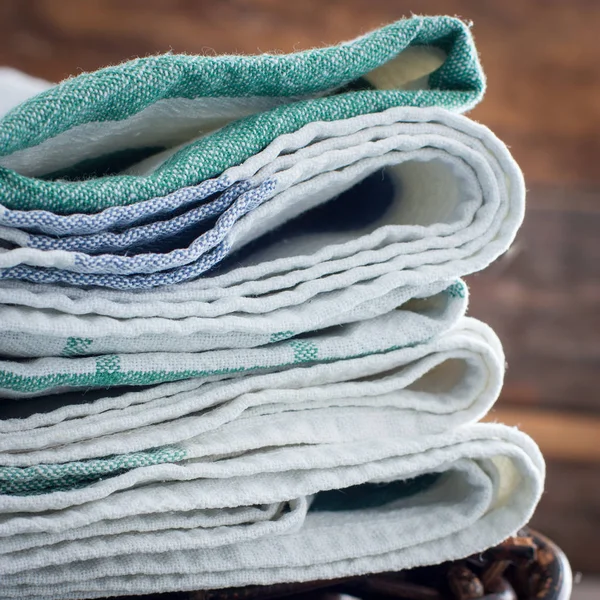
[0,16,542,600]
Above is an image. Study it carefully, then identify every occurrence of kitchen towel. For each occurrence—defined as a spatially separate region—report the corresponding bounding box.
[0,422,543,600]
[0,16,484,215]
[0,316,497,490]
[0,279,466,397]
[0,318,544,599]
[0,279,462,360]
[0,106,523,290]
[0,67,52,117]
[0,15,541,600]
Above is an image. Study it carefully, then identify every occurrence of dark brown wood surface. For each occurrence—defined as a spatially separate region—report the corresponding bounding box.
[0,0,598,573]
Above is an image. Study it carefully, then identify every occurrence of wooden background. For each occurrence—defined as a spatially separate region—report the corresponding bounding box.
[0,0,598,573]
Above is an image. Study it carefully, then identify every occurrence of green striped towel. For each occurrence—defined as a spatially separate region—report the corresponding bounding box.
[0,16,484,214]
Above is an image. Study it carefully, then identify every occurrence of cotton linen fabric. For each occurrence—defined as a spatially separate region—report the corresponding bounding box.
[0,16,484,214]
[0,316,496,482]
[0,107,523,293]
[0,14,541,600]
[0,424,543,600]
[0,320,544,599]
[0,281,466,397]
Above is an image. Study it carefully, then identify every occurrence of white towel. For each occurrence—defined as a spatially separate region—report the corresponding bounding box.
[0,68,52,117]
[0,280,467,398]
[0,36,537,599]
[0,318,545,599]
[0,422,543,600]
[0,107,524,292]
[0,317,501,472]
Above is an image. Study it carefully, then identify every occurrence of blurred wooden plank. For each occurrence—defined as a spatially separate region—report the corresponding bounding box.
[524,184,600,214]
[0,0,599,187]
[484,408,600,463]
[466,198,600,413]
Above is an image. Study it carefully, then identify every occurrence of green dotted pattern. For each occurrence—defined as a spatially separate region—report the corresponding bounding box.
[0,17,484,213]
[269,331,295,344]
[0,446,186,496]
[61,337,93,357]
[444,281,466,298]
[290,340,319,363]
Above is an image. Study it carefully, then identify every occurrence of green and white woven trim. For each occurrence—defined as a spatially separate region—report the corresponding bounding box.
[0,16,484,213]
[0,446,186,496]
[0,283,467,397]
[0,316,504,497]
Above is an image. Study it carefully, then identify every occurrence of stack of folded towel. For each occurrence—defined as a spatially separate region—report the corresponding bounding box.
[0,16,543,600]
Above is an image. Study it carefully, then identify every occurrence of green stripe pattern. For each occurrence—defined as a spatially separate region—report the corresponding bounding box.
[0,17,484,213]
[0,446,186,496]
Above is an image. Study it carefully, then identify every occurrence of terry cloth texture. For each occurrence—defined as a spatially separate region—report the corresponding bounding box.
[0,14,540,600]
[0,108,523,289]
